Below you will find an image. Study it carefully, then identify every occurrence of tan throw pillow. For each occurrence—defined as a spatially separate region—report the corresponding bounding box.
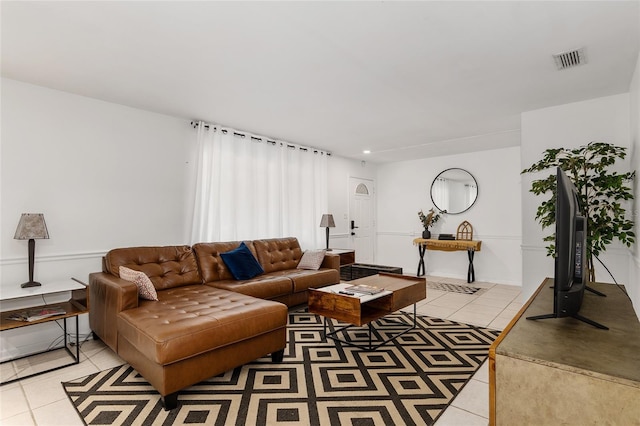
[119,266,159,301]
[297,249,326,270]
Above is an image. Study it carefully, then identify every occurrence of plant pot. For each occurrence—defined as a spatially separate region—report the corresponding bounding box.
[422,230,431,239]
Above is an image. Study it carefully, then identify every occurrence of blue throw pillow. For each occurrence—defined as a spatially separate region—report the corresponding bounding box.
[220,242,264,280]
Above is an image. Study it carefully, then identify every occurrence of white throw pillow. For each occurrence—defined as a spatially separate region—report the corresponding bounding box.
[297,250,326,270]
[119,266,159,301]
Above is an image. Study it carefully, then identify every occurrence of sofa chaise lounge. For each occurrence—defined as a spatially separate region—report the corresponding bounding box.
[89,237,340,409]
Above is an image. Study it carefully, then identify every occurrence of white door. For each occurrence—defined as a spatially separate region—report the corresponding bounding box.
[349,177,375,263]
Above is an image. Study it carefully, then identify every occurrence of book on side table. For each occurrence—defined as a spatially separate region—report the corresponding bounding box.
[7,306,67,322]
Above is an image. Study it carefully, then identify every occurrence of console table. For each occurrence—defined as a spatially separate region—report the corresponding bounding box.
[0,279,89,385]
[489,278,640,425]
[412,238,482,282]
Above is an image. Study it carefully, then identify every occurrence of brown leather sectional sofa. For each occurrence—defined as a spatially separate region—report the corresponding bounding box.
[89,237,340,409]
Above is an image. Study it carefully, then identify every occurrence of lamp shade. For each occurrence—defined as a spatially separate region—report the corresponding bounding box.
[319,214,335,228]
[14,213,49,240]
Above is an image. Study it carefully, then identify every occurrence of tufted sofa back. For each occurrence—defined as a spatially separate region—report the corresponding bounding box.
[104,238,306,287]
[254,237,303,273]
[105,245,202,291]
[192,241,259,283]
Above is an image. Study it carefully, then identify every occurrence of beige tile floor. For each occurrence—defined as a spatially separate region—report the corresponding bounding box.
[0,275,522,425]
[405,276,523,426]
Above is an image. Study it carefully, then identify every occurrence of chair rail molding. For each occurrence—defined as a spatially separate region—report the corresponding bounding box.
[0,250,107,266]
[522,245,631,255]
[378,231,520,241]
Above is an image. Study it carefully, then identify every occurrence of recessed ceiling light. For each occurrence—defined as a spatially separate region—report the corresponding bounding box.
[363,150,371,154]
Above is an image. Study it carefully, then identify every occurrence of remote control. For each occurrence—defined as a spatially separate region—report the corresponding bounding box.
[338,291,354,295]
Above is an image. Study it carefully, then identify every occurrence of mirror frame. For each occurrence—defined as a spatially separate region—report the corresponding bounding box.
[430,168,478,215]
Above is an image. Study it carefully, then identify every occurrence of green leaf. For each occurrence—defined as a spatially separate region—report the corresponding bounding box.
[522,142,635,275]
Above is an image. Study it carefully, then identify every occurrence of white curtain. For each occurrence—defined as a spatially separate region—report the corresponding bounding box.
[190,122,328,250]
[433,178,450,212]
[465,183,478,206]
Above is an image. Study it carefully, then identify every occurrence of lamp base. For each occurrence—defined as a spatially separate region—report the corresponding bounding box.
[20,281,42,289]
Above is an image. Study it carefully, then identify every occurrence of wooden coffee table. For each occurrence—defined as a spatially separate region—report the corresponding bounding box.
[308,273,426,349]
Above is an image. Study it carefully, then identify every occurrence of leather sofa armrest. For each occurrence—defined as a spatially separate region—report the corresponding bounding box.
[321,253,340,272]
[89,272,139,353]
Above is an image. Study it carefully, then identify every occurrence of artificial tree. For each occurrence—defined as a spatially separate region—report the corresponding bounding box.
[522,141,635,282]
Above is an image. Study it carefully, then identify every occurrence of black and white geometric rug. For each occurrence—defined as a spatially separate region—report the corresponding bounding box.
[427,281,488,296]
[63,311,499,426]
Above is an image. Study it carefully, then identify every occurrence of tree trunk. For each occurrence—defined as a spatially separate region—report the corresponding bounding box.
[587,255,596,283]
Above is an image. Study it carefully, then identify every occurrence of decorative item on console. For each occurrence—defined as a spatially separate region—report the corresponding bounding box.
[438,233,456,240]
[456,221,474,241]
[418,208,441,239]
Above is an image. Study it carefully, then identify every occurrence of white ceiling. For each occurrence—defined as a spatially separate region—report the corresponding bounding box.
[2,1,639,163]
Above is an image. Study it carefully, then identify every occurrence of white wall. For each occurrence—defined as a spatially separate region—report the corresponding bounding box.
[326,156,377,250]
[0,79,366,358]
[3,72,637,359]
[521,93,632,302]
[375,146,522,285]
[0,79,194,357]
[629,51,640,317]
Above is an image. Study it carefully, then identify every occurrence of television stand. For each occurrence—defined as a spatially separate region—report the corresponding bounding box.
[545,285,606,297]
[527,311,608,330]
[490,279,640,425]
[585,285,606,297]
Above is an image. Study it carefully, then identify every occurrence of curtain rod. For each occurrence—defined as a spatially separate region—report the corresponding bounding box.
[190,120,331,156]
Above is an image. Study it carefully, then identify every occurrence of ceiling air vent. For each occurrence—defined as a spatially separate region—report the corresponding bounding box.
[553,48,587,70]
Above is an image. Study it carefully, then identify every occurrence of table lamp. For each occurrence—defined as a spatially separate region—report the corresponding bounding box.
[319,214,335,251]
[14,213,49,288]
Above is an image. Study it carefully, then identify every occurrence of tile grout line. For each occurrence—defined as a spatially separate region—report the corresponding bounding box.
[17,379,38,425]
[442,282,497,323]
[11,277,522,426]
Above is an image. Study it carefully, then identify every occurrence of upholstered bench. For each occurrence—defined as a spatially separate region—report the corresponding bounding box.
[116,284,287,409]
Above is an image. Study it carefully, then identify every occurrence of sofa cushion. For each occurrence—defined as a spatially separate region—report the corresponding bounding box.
[220,242,264,280]
[119,266,159,301]
[106,246,201,291]
[297,249,326,270]
[254,237,303,273]
[265,268,340,293]
[193,241,260,283]
[206,274,293,300]
[117,285,287,365]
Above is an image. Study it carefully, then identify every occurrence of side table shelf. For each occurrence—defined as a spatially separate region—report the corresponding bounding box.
[0,279,89,385]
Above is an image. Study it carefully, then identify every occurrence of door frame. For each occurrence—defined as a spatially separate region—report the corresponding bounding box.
[348,176,376,263]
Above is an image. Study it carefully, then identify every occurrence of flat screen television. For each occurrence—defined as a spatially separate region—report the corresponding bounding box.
[527,167,607,330]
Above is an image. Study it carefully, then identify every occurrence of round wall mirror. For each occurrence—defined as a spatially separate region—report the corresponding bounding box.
[430,168,478,215]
